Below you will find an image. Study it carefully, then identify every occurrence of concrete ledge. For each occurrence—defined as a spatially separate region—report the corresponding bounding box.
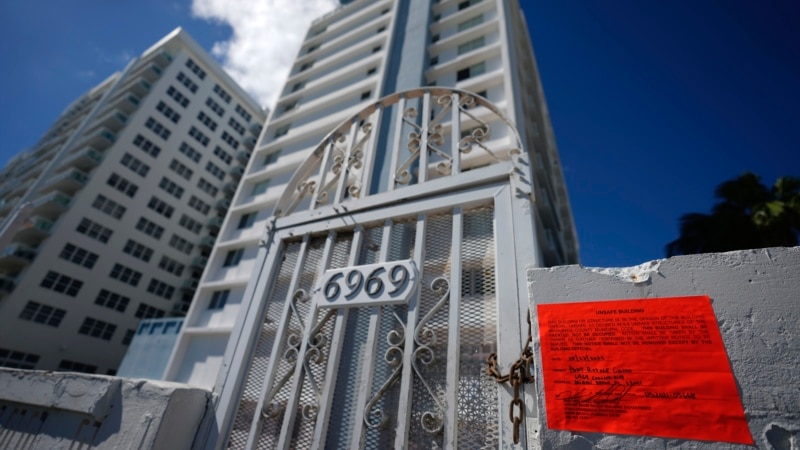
[527,247,800,449]
[0,370,120,420]
[0,370,211,449]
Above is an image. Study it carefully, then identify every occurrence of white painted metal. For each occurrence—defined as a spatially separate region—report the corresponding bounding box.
[217,88,538,449]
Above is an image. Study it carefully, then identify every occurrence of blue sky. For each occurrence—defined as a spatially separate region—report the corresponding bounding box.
[1,1,798,268]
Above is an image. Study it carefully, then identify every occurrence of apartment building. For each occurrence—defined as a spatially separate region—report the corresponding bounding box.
[164,0,577,393]
[0,28,265,375]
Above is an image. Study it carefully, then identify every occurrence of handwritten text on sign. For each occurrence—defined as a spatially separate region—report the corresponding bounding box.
[315,260,418,308]
[537,296,752,444]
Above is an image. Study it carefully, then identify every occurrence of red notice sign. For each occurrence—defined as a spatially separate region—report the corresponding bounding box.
[537,295,752,444]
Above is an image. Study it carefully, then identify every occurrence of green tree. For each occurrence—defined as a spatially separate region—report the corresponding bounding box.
[666,173,800,256]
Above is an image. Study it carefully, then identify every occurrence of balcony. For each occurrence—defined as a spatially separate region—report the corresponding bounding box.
[0,243,37,271]
[84,109,128,134]
[13,216,52,246]
[229,166,244,180]
[74,128,116,152]
[190,257,208,270]
[0,275,16,297]
[243,136,257,150]
[38,168,89,195]
[249,123,263,136]
[236,151,251,165]
[31,191,71,218]
[223,182,237,195]
[199,236,216,251]
[181,278,199,292]
[215,198,231,213]
[0,197,21,214]
[59,147,103,172]
[206,216,223,231]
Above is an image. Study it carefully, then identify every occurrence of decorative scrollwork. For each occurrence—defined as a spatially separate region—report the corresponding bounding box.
[316,122,371,204]
[410,277,450,434]
[395,95,456,184]
[457,95,499,161]
[364,311,406,429]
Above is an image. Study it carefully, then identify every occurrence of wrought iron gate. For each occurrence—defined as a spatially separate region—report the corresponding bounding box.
[210,88,542,449]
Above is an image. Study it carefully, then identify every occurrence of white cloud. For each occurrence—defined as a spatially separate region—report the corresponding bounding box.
[191,0,339,110]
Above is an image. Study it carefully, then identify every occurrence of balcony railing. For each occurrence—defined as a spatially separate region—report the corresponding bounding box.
[215,198,231,212]
[199,236,216,250]
[206,216,223,230]
[39,168,89,195]
[190,256,208,269]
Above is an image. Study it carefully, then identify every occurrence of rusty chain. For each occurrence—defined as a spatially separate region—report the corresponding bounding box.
[486,308,534,444]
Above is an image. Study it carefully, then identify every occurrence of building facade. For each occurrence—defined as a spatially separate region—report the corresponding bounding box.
[165,0,576,413]
[0,28,265,375]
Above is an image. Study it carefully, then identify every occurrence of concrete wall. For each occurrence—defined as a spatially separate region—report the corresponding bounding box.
[526,247,799,449]
[0,369,210,449]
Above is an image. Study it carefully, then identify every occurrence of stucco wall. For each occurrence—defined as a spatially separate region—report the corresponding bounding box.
[526,247,799,449]
[0,369,210,449]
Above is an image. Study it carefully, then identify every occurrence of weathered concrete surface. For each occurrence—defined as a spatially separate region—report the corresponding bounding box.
[0,369,210,449]
[527,247,800,450]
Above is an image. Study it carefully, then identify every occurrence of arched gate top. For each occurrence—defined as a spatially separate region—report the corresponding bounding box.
[274,87,527,218]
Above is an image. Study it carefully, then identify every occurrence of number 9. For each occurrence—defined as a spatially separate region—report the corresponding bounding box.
[388,265,409,295]
[366,267,386,296]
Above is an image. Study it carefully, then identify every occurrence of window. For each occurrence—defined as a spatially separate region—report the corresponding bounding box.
[214,84,232,103]
[169,234,194,255]
[145,117,171,140]
[431,34,440,43]
[306,43,319,54]
[79,317,116,341]
[178,214,203,234]
[237,212,257,229]
[158,255,185,276]
[166,85,190,108]
[179,142,202,163]
[133,134,161,158]
[19,301,66,327]
[206,161,226,181]
[158,177,185,199]
[123,239,154,262]
[458,0,479,10]
[59,243,99,268]
[222,249,244,267]
[234,104,252,122]
[169,159,194,180]
[299,61,313,72]
[95,289,130,312]
[147,279,175,300]
[212,147,232,165]
[147,196,175,219]
[106,173,138,198]
[209,290,230,309]
[109,263,142,287]
[198,111,218,131]
[0,348,39,370]
[456,62,486,81]
[432,15,440,22]
[120,153,150,177]
[189,126,210,147]
[312,25,327,36]
[430,56,439,66]
[122,329,135,346]
[92,194,126,219]
[76,218,113,243]
[228,117,246,136]
[377,26,386,32]
[185,58,207,79]
[41,271,83,296]
[221,131,239,150]
[136,303,166,319]
[177,72,198,93]
[458,14,483,31]
[274,124,290,138]
[367,67,377,75]
[291,81,305,93]
[188,196,211,214]
[206,97,226,117]
[197,178,219,197]
[156,101,181,123]
[251,179,271,196]
[58,359,97,373]
[263,150,281,167]
[135,217,164,240]
[457,36,485,55]
[361,91,371,100]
